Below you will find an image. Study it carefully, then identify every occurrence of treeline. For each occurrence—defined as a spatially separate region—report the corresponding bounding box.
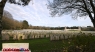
[81,27,95,31]
[2,10,95,31]
[2,15,22,30]
[2,10,30,30]
[2,10,65,30]
[29,26,65,30]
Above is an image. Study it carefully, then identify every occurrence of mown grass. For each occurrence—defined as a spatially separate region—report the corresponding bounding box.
[2,38,64,52]
[1,33,95,52]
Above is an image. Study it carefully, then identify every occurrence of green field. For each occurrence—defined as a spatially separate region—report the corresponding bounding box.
[2,38,64,52]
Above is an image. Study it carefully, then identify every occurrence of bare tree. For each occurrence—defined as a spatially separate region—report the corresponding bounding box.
[3,10,13,19]
[2,10,14,29]
[0,0,33,38]
[47,0,95,28]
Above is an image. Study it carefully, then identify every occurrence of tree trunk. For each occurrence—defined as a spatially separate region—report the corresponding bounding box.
[93,22,95,31]
[93,20,95,28]
[0,0,7,50]
[94,15,95,28]
[91,16,95,29]
[0,0,7,36]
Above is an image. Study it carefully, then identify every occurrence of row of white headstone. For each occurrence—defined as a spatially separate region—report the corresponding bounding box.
[2,32,71,40]
[2,31,95,40]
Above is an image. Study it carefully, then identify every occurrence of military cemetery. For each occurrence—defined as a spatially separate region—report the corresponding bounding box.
[2,27,95,41]
[1,0,95,52]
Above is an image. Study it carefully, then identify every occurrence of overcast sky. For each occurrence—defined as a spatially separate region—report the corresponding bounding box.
[4,0,93,27]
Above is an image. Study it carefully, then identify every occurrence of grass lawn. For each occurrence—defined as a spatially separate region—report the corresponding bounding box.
[2,38,64,52]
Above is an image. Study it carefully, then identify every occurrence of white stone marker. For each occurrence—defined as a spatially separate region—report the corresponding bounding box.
[46,35,49,38]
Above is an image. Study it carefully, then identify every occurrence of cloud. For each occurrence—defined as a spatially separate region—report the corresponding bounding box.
[5,2,39,21]
[4,0,93,27]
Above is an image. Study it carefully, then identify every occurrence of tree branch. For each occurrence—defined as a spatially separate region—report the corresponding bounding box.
[0,0,7,7]
[89,0,95,17]
[82,0,94,23]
